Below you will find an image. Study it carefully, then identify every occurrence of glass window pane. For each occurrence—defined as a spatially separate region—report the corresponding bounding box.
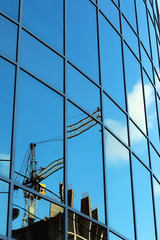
[105,131,134,239]
[0,181,9,236]
[153,178,160,240]
[20,30,64,92]
[0,58,15,178]
[99,0,120,31]
[14,71,64,202]
[103,94,128,144]
[129,121,149,167]
[67,64,101,118]
[109,232,122,240]
[136,0,150,55]
[67,103,105,223]
[150,145,160,181]
[141,45,153,83]
[132,156,156,240]
[122,17,139,57]
[0,0,19,20]
[12,187,64,238]
[124,44,146,133]
[68,210,107,240]
[0,16,17,60]
[143,71,160,151]
[120,0,137,31]
[99,14,126,109]
[22,0,63,53]
[67,0,99,83]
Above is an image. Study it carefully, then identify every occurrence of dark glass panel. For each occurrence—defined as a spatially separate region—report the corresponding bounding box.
[0,16,17,60]
[99,14,126,109]
[136,0,151,55]
[150,145,160,181]
[141,45,153,82]
[103,94,128,144]
[148,16,159,71]
[124,44,146,133]
[20,30,64,92]
[68,210,107,240]
[0,58,15,178]
[99,0,120,31]
[120,0,137,31]
[22,0,63,53]
[143,71,159,150]
[67,64,101,119]
[153,178,160,240]
[67,0,99,83]
[14,71,64,202]
[129,121,149,167]
[0,181,9,236]
[0,0,19,20]
[105,130,134,239]
[67,103,105,223]
[12,187,64,239]
[132,156,156,240]
[122,17,139,57]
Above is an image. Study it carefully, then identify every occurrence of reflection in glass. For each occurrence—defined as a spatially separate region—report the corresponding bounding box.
[141,45,153,82]
[109,232,121,240]
[22,0,63,53]
[99,14,125,109]
[12,187,64,239]
[103,94,128,144]
[122,17,139,57]
[14,71,64,202]
[67,103,105,223]
[67,0,99,83]
[0,181,9,236]
[124,44,146,133]
[120,0,137,31]
[132,156,156,240]
[143,71,159,151]
[136,0,150,55]
[129,121,149,167]
[153,178,160,240]
[150,145,160,181]
[0,16,17,60]
[0,0,19,20]
[0,58,15,178]
[68,210,107,240]
[20,30,64,92]
[105,131,134,239]
[99,0,120,31]
[67,63,101,118]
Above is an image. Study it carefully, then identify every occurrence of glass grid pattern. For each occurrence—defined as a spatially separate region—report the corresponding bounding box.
[0,0,160,239]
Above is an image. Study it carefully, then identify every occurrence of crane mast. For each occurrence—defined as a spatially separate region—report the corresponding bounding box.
[21,108,101,227]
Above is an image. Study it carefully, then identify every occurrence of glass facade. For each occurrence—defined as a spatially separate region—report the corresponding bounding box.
[0,0,160,239]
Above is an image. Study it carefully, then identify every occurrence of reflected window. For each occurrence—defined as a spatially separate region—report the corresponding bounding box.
[0,58,15,178]
[105,131,134,239]
[22,0,63,53]
[99,14,126,109]
[20,30,64,92]
[0,16,17,60]
[14,71,64,202]
[67,63,101,118]
[99,0,120,31]
[67,103,105,223]
[103,94,128,144]
[143,71,159,151]
[132,156,156,240]
[129,121,149,167]
[67,0,99,83]
[0,0,19,20]
[0,181,9,236]
[120,0,137,31]
[123,44,146,133]
[68,210,107,240]
[12,187,64,239]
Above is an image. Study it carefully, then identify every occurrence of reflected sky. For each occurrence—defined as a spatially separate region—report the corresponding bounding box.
[0,181,9,236]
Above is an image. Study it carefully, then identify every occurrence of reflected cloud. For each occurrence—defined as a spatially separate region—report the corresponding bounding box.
[0,153,10,160]
[0,161,10,177]
[154,180,160,197]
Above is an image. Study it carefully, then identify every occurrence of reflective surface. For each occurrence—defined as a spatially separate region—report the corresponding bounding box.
[0,181,9,236]
[0,0,19,20]
[105,130,134,239]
